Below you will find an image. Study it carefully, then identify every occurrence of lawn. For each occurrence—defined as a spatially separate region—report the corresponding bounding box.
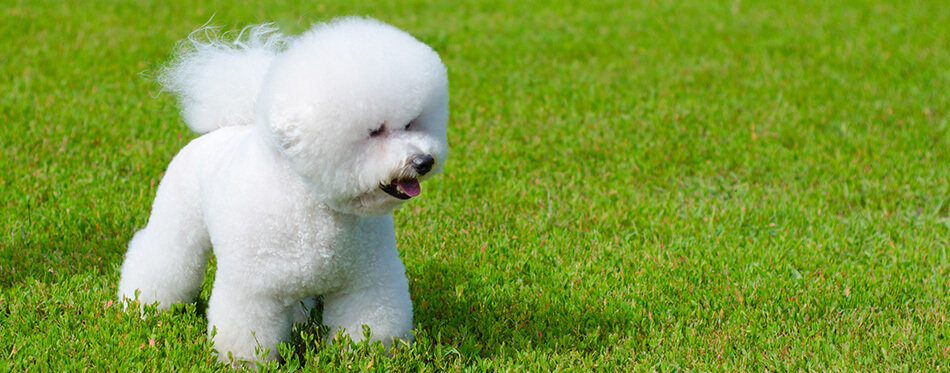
[2,0,949,371]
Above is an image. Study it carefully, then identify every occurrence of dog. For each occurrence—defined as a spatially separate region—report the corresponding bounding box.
[117,16,449,364]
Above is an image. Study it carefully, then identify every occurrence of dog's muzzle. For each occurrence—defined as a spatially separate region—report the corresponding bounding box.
[380,154,435,200]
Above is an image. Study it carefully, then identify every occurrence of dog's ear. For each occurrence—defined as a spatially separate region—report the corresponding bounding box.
[264,103,313,153]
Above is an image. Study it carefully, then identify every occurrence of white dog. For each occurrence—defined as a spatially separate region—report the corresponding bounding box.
[117,17,448,364]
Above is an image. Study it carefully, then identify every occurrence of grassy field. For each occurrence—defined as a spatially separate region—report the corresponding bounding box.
[2,0,950,370]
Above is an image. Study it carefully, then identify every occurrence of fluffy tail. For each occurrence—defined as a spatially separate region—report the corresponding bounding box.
[158,23,286,133]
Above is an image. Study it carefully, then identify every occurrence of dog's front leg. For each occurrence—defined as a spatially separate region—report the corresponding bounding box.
[321,253,414,348]
[206,281,295,365]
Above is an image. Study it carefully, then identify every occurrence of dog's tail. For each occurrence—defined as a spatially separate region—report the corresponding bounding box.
[158,23,286,134]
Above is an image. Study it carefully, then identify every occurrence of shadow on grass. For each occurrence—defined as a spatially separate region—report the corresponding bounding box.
[408,260,639,358]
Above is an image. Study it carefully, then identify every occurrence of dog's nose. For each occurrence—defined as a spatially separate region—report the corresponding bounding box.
[411,154,435,175]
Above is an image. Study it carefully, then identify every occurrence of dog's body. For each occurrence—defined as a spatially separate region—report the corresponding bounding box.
[117,17,448,364]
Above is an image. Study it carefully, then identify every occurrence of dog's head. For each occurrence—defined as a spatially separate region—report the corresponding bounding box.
[257,17,448,216]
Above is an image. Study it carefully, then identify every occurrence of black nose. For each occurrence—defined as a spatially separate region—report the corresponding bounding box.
[411,154,435,175]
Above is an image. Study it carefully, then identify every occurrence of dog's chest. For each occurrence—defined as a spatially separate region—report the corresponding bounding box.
[205,145,397,299]
[256,210,388,298]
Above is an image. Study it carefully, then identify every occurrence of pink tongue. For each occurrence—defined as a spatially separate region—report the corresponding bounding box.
[397,179,421,197]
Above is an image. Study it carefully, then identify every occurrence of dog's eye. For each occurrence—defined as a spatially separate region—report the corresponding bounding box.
[405,118,420,131]
[369,124,385,137]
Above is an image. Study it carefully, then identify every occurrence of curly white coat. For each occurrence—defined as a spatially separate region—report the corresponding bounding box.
[117,16,449,364]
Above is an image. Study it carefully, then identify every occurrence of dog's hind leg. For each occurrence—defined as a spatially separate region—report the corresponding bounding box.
[117,154,211,310]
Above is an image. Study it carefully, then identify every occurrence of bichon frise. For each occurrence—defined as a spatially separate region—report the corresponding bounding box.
[117,16,448,364]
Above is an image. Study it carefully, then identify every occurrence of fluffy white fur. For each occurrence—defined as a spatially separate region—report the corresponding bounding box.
[117,17,448,365]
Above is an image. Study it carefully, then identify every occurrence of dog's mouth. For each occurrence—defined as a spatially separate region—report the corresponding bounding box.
[380,179,421,200]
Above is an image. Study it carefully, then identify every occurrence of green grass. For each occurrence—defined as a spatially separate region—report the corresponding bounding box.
[3,0,950,370]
